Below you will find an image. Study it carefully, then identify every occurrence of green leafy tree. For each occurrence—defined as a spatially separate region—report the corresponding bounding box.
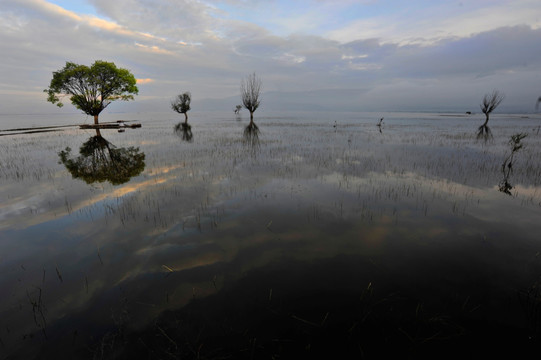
[241,72,262,125]
[44,60,138,124]
[171,92,191,123]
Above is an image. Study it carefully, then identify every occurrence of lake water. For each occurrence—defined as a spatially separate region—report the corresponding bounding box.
[1,110,541,358]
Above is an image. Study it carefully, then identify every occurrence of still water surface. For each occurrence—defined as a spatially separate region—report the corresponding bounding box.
[1,111,541,358]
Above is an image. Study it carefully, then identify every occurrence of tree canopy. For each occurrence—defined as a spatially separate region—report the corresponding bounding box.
[241,73,262,124]
[171,92,191,123]
[480,90,504,126]
[44,60,138,124]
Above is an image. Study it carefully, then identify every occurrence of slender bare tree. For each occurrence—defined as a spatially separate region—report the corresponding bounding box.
[241,73,262,125]
[172,92,191,123]
[480,90,504,126]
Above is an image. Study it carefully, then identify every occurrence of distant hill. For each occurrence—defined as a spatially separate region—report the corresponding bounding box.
[191,89,537,114]
[193,89,372,112]
[31,88,537,115]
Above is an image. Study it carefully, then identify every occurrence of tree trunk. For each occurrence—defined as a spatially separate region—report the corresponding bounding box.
[249,112,254,126]
[184,113,188,124]
[483,113,489,127]
[94,115,99,125]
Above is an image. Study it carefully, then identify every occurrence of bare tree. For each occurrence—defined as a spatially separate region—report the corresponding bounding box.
[172,92,191,123]
[234,105,242,114]
[480,90,504,126]
[241,73,262,125]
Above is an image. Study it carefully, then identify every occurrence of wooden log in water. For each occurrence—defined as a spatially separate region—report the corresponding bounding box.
[79,123,141,129]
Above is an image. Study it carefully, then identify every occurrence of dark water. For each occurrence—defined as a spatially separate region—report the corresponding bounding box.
[1,111,541,358]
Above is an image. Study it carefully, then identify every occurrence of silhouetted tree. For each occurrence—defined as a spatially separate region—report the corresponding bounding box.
[44,61,138,125]
[234,105,242,114]
[241,73,261,125]
[59,130,145,185]
[476,90,504,143]
[172,92,191,123]
[480,90,504,127]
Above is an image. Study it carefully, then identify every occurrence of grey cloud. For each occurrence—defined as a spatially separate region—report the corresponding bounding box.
[342,39,397,61]
[382,26,541,79]
[232,33,344,71]
[0,0,540,114]
[329,26,541,86]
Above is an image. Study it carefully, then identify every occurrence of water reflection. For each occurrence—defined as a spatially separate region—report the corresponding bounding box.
[243,122,260,151]
[58,129,145,185]
[3,112,541,358]
[377,117,384,133]
[499,172,513,195]
[174,122,193,142]
[476,124,493,142]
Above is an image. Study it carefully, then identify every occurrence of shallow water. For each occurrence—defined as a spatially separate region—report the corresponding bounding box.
[1,111,541,358]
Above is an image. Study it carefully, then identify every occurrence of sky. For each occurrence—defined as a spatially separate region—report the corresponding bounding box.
[1,0,541,114]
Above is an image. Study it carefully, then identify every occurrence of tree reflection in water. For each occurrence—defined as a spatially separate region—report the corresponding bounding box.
[243,122,260,152]
[58,130,145,185]
[476,124,493,143]
[174,122,193,142]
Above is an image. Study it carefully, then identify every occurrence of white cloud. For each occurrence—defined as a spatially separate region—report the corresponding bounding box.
[88,0,223,43]
[273,53,306,64]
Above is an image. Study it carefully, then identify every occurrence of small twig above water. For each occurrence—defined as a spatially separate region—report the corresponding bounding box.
[499,133,527,195]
